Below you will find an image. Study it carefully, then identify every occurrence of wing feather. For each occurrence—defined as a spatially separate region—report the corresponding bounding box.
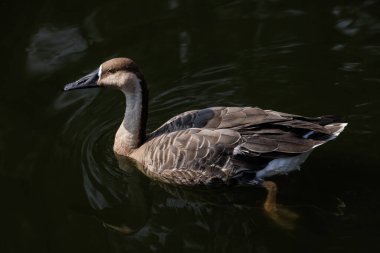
[139,128,241,185]
[136,106,346,186]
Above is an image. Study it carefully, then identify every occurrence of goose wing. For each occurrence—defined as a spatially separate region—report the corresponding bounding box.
[147,107,286,139]
[139,107,345,186]
[147,106,339,139]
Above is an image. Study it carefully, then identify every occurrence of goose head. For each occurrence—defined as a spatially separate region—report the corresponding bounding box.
[64,58,145,92]
[64,58,149,152]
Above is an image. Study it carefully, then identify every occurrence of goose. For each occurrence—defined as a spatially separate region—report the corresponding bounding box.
[64,57,347,189]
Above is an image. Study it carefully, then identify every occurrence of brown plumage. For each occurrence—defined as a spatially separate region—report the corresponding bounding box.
[64,58,347,187]
[133,107,345,185]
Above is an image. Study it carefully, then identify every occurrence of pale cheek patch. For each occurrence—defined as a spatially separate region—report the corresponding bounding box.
[101,72,128,89]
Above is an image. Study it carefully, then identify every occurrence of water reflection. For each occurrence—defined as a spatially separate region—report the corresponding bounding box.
[179,31,190,64]
[84,149,302,252]
[333,1,380,37]
[83,11,104,44]
[83,155,150,234]
[26,26,87,76]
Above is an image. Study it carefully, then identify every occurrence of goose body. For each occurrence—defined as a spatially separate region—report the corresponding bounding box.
[64,58,347,187]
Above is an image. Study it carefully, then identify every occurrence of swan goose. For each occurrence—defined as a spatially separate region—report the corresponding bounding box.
[64,58,347,187]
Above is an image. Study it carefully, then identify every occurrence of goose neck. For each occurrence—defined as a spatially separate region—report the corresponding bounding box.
[114,78,148,155]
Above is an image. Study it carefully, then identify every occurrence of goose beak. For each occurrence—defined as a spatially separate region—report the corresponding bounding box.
[64,68,99,91]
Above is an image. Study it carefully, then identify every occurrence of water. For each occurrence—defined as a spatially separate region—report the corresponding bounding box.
[1,0,380,252]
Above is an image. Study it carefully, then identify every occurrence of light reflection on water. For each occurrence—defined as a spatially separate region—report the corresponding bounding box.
[26,26,88,76]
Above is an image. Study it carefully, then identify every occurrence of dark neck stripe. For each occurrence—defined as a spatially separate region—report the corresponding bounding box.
[137,77,149,146]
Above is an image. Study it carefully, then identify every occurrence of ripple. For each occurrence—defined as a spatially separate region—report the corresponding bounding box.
[340,62,363,72]
[148,63,238,128]
[56,90,127,203]
[336,19,359,36]
[333,1,380,37]
[55,90,100,134]
[56,87,153,234]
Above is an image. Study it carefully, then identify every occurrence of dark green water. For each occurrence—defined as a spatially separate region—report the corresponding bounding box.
[1,0,380,252]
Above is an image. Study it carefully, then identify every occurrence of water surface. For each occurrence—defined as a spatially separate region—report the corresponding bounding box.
[1,0,380,252]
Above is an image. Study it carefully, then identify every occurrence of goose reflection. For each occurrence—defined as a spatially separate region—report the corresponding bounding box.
[82,151,301,253]
[82,155,150,234]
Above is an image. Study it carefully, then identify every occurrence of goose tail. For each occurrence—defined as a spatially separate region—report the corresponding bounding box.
[325,122,348,138]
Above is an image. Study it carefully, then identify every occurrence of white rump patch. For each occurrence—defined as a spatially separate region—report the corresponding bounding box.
[256,151,311,179]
